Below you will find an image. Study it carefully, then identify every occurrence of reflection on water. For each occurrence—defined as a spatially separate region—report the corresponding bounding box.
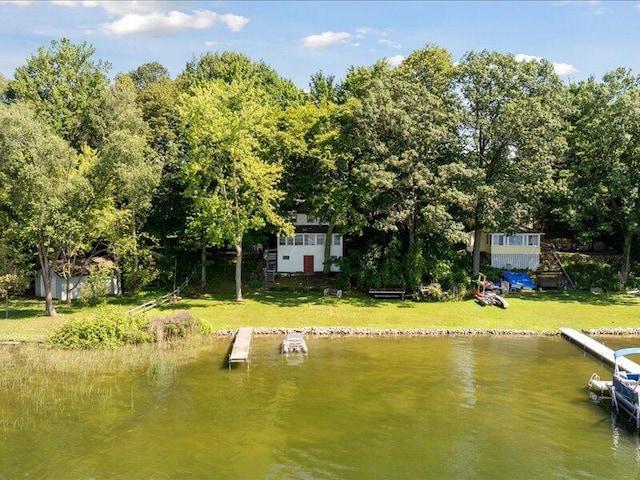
[2,336,640,479]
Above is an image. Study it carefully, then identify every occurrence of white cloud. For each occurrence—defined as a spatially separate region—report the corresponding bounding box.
[515,53,540,63]
[0,0,34,6]
[48,1,249,36]
[218,13,249,32]
[302,31,351,49]
[515,53,578,77]
[380,38,402,49]
[386,55,405,68]
[51,1,98,6]
[103,9,249,36]
[94,1,174,16]
[553,62,578,76]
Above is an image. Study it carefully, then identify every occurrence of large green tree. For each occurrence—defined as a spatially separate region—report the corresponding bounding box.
[7,38,111,151]
[280,94,361,274]
[457,51,567,275]
[179,51,303,107]
[566,69,640,286]
[342,54,465,286]
[0,103,101,316]
[98,75,162,293]
[179,79,291,300]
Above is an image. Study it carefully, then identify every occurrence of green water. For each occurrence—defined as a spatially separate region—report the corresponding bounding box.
[2,336,640,479]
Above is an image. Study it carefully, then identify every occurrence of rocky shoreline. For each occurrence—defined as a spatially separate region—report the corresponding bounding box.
[215,326,640,337]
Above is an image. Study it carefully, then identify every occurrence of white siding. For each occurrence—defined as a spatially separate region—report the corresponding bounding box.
[277,233,343,273]
[35,273,121,300]
[490,253,540,270]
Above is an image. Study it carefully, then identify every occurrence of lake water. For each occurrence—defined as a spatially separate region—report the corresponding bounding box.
[2,335,640,479]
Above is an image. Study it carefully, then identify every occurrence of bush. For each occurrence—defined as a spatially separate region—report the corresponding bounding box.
[48,307,148,349]
[77,262,116,307]
[563,256,621,292]
[145,311,209,342]
[415,282,450,302]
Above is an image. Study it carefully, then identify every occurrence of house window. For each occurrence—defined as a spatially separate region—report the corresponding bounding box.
[282,255,290,261]
[493,234,504,246]
[295,234,303,245]
[287,237,294,246]
[507,235,524,246]
[304,234,315,245]
[289,212,297,222]
[279,236,286,246]
[307,214,315,223]
[316,234,325,245]
[527,235,539,246]
[333,234,341,246]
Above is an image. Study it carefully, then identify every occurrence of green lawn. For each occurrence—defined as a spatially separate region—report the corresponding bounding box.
[2,290,639,342]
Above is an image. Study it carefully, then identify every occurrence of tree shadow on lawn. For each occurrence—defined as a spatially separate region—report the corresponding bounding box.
[509,290,640,307]
[243,291,417,308]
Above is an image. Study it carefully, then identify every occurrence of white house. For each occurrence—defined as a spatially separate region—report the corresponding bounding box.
[35,257,120,301]
[276,213,343,273]
[467,230,543,270]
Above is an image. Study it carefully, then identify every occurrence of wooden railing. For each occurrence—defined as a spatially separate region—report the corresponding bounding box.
[126,271,195,317]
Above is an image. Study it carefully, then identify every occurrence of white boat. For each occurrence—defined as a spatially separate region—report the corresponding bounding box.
[281,333,308,354]
[610,348,640,429]
[587,372,612,400]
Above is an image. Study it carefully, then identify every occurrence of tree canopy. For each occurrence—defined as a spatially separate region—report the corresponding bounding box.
[3,38,640,312]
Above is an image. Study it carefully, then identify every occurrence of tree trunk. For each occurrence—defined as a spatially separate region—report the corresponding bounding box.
[38,245,57,317]
[620,232,633,288]
[64,262,72,305]
[201,244,207,288]
[114,252,123,296]
[131,208,139,270]
[235,236,243,301]
[323,222,335,274]
[472,228,483,277]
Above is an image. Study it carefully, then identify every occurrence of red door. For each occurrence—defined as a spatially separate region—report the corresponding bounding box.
[303,255,314,273]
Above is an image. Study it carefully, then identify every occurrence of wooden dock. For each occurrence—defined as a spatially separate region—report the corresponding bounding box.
[229,327,253,369]
[560,327,640,372]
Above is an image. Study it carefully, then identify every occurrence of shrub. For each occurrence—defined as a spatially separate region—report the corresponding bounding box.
[48,307,148,349]
[77,262,116,307]
[145,311,209,342]
[418,282,448,302]
[563,256,621,292]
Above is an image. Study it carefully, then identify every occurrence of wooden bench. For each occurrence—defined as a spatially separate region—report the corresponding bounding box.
[323,288,343,298]
[368,288,406,300]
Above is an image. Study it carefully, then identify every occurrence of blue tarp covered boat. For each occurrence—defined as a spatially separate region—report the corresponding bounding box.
[501,271,536,291]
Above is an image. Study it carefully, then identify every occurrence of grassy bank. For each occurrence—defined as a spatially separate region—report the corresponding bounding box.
[2,290,640,343]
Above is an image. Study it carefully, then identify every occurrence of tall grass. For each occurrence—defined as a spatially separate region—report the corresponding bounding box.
[0,336,215,432]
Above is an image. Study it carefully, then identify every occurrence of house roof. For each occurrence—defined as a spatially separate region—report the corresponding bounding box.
[53,256,115,277]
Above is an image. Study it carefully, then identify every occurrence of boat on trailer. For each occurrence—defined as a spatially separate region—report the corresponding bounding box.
[610,348,640,429]
[281,333,308,354]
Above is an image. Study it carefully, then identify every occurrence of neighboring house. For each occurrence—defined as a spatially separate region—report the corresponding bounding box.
[35,257,120,301]
[275,213,343,274]
[467,230,543,270]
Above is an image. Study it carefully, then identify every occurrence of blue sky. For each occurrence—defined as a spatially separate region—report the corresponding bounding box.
[1,1,639,88]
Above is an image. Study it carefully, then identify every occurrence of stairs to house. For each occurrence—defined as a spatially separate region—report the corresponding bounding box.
[264,250,277,283]
[537,242,576,290]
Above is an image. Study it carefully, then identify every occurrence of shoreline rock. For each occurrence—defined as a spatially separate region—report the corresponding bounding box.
[215,327,560,337]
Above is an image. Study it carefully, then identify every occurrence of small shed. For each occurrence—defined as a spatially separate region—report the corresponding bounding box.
[467,230,543,270]
[35,257,120,301]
